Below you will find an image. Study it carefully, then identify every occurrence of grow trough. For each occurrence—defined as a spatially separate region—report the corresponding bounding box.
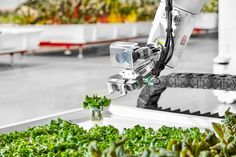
[34,22,152,44]
[135,21,152,36]
[115,23,137,38]
[0,105,221,134]
[195,13,218,30]
[38,24,96,43]
[0,27,42,54]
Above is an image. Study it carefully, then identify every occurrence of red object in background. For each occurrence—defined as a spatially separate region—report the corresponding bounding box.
[73,2,82,18]
[39,36,148,49]
[84,16,92,22]
[192,28,206,35]
[51,17,60,24]
[97,15,109,23]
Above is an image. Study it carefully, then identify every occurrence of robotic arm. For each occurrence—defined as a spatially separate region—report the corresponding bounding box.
[107,0,206,98]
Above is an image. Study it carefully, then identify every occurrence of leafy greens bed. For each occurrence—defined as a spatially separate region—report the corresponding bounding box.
[0,109,236,157]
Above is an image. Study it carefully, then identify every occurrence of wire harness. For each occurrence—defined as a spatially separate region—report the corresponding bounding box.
[153,0,175,77]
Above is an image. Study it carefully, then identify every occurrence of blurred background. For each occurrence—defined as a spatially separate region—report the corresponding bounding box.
[1,0,236,126]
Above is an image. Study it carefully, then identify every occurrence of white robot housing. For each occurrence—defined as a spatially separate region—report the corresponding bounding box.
[148,0,206,67]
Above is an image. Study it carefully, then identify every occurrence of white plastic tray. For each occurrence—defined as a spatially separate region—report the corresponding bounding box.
[0,22,152,46]
[0,32,25,53]
[0,27,41,53]
[195,13,218,29]
[135,21,152,36]
[0,105,221,134]
[115,23,137,38]
[38,24,95,43]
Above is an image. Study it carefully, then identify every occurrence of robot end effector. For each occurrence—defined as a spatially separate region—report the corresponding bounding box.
[106,0,207,97]
[107,42,162,96]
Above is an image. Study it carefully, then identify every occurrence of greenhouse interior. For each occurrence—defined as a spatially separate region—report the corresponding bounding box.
[1,0,236,156]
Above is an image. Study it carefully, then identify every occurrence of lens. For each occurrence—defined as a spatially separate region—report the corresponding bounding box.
[122,51,132,64]
[116,53,126,63]
[116,50,132,64]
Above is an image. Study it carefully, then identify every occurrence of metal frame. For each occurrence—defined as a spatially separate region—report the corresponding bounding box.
[0,50,27,65]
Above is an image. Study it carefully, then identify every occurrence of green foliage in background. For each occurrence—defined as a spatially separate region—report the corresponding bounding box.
[0,0,158,25]
[202,0,218,13]
[0,0,218,24]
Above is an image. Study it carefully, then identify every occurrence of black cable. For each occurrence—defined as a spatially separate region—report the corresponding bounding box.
[152,0,175,76]
[163,0,175,65]
[164,34,175,65]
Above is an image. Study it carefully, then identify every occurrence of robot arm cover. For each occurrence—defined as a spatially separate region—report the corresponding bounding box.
[148,0,206,67]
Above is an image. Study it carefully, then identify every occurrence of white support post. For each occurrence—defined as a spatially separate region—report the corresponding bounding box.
[213,0,236,104]
[78,47,84,59]
[214,0,236,64]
